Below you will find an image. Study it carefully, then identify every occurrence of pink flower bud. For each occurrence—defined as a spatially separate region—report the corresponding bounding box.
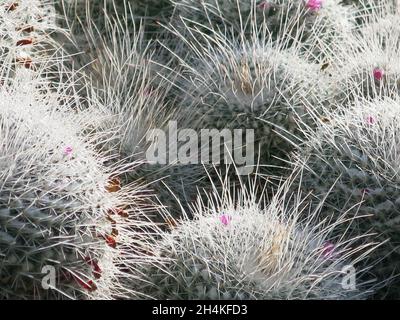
[361,188,371,195]
[306,0,323,11]
[373,67,384,81]
[257,1,270,10]
[219,214,232,226]
[63,146,73,156]
[366,115,375,125]
[322,242,336,259]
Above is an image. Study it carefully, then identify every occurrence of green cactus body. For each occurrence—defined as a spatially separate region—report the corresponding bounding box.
[171,0,355,58]
[0,0,60,76]
[136,180,374,299]
[58,4,211,218]
[327,14,400,104]
[59,0,172,40]
[293,97,400,298]
[178,38,328,171]
[0,70,142,299]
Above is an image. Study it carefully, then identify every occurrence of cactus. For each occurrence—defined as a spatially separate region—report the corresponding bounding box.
[171,0,263,31]
[58,0,172,40]
[59,4,212,217]
[326,12,400,104]
[171,0,356,59]
[0,70,145,299]
[168,28,328,174]
[61,0,170,17]
[360,13,400,39]
[2,0,398,301]
[292,96,400,298]
[0,0,61,76]
[135,176,376,299]
[341,0,398,17]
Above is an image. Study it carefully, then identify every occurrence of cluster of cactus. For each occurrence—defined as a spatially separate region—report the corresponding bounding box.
[0,70,148,299]
[136,177,376,299]
[0,1,151,300]
[292,97,400,298]
[286,1,400,298]
[2,0,400,300]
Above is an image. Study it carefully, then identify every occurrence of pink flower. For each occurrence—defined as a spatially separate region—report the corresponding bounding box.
[306,0,323,11]
[63,146,73,156]
[366,115,375,125]
[361,188,371,195]
[219,214,232,226]
[322,242,336,259]
[143,87,154,97]
[373,67,384,81]
[257,1,270,10]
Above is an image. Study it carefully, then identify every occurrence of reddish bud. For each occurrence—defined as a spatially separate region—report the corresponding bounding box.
[75,277,97,291]
[16,38,33,46]
[105,235,117,248]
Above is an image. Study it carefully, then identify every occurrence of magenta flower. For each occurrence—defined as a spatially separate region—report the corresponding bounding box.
[361,188,371,195]
[373,67,384,81]
[63,146,73,157]
[366,115,375,125]
[306,0,323,11]
[143,88,153,97]
[219,214,232,226]
[257,1,270,10]
[322,242,336,259]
